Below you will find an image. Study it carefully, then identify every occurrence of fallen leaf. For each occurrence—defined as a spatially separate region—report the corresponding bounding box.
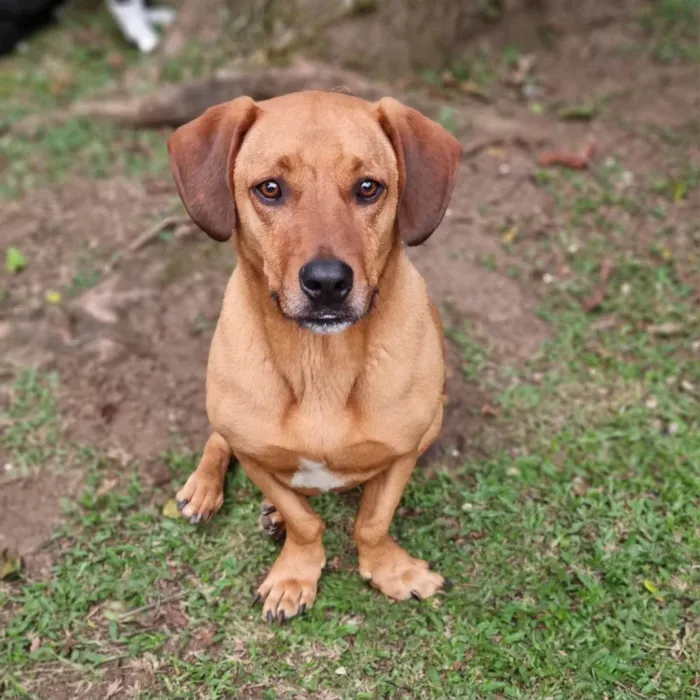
[502,226,519,244]
[530,102,544,115]
[486,146,507,159]
[29,636,42,653]
[162,499,182,519]
[45,290,62,304]
[458,81,491,101]
[0,548,22,580]
[335,667,348,676]
[571,477,589,497]
[96,478,118,497]
[5,247,27,274]
[326,555,341,571]
[107,53,127,70]
[539,142,596,169]
[480,403,500,417]
[103,600,126,621]
[643,579,664,601]
[581,259,613,312]
[558,102,598,121]
[104,680,123,699]
[193,626,216,648]
[508,53,537,85]
[673,181,687,203]
[646,322,683,337]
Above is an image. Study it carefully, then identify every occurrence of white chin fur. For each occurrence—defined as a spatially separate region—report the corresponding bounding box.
[302,321,352,335]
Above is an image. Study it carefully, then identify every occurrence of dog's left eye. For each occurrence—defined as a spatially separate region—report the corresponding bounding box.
[255,180,282,201]
[356,179,384,203]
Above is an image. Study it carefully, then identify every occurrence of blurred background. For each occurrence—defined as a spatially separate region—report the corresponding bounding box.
[1,1,698,698]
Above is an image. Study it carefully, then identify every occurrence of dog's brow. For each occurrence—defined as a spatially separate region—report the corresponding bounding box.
[347,156,365,175]
[275,155,294,173]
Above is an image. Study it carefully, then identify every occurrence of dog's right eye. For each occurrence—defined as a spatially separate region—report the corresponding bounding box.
[255,180,282,201]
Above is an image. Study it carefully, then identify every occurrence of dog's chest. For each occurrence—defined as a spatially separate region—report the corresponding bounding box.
[290,457,347,492]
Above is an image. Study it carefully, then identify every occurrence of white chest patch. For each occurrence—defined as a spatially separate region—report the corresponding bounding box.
[291,458,347,492]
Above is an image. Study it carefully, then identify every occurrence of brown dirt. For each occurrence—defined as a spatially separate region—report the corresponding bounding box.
[2,0,699,565]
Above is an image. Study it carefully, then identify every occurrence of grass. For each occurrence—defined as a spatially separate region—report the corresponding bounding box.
[1,2,699,697]
[2,226,698,698]
[638,0,700,63]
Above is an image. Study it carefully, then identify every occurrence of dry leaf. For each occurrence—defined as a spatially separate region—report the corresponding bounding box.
[502,226,519,244]
[643,579,664,601]
[646,322,683,336]
[162,499,182,519]
[539,142,596,169]
[581,259,613,312]
[0,548,22,580]
[481,403,500,418]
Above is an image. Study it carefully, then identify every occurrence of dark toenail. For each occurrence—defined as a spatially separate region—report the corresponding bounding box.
[443,578,454,591]
[299,603,306,615]
[176,499,189,511]
[410,590,422,601]
[252,593,262,606]
[266,610,274,624]
[277,610,286,625]
[260,514,272,529]
[189,513,203,525]
[261,504,276,516]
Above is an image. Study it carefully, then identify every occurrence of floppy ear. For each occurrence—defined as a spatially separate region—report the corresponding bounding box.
[167,96,258,241]
[376,97,462,246]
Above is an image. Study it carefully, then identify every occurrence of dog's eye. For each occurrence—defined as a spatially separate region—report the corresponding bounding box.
[256,180,282,201]
[356,179,383,203]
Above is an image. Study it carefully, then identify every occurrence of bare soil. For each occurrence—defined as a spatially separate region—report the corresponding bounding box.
[1,0,698,566]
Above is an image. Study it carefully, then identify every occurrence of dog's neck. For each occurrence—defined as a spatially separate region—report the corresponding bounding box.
[235,241,409,406]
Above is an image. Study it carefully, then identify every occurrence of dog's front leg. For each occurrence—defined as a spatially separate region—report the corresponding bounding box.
[354,454,444,601]
[176,432,230,524]
[240,457,326,623]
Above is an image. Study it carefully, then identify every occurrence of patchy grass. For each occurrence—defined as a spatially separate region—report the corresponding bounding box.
[2,1,699,697]
[2,217,699,698]
[638,0,700,63]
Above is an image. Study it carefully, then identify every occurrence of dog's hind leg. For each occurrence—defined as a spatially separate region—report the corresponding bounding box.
[259,498,286,541]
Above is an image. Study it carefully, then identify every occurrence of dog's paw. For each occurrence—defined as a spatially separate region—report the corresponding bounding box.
[175,471,224,524]
[258,500,286,540]
[359,539,444,601]
[253,544,325,623]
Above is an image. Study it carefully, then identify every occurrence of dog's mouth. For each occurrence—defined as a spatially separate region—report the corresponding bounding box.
[297,311,357,335]
[271,290,377,335]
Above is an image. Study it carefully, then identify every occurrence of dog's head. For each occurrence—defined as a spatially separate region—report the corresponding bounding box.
[167,90,461,334]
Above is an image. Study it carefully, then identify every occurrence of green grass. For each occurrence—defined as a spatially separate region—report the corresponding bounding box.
[2,2,700,697]
[2,230,698,698]
[638,0,700,63]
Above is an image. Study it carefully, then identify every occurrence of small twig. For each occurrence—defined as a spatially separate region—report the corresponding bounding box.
[0,473,29,488]
[581,258,613,312]
[461,137,502,160]
[116,590,187,621]
[488,175,527,204]
[124,215,191,256]
[614,682,647,699]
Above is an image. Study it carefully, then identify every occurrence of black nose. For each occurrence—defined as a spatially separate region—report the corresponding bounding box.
[299,258,354,305]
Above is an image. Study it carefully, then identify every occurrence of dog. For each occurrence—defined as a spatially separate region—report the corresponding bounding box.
[169,90,461,623]
[0,0,174,57]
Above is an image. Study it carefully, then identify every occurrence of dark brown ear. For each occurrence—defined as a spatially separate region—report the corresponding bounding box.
[376,97,462,246]
[167,96,258,241]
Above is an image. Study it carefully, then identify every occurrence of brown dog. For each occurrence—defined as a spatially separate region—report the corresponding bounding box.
[169,90,461,622]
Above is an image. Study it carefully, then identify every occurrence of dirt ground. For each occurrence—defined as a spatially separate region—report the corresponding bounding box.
[1,0,698,569]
